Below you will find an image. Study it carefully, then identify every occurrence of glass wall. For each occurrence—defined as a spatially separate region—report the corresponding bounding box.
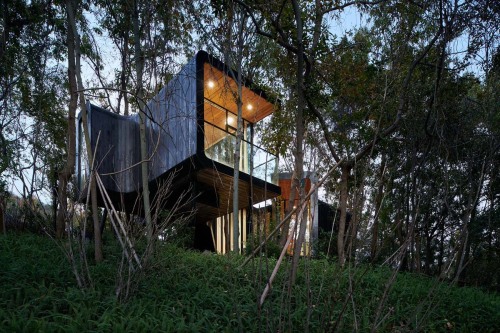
[203,99,278,185]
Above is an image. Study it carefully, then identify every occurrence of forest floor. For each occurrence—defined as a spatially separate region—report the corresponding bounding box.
[1,232,499,332]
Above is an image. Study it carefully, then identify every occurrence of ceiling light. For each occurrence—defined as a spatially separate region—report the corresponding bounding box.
[227,116,235,126]
[246,104,253,110]
[207,80,215,88]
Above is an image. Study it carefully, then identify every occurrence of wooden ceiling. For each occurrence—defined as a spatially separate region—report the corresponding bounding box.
[203,63,275,123]
[195,168,280,222]
[204,102,227,129]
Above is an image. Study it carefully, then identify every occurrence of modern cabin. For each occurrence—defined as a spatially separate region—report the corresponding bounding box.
[76,51,281,252]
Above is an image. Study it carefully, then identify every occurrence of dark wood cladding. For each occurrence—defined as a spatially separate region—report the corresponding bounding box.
[147,56,197,181]
[89,57,198,194]
[89,104,141,193]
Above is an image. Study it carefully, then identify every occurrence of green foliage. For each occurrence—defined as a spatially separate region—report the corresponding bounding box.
[3,195,52,234]
[315,230,338,258]
[1,233,499,332]
[245,234,282,259]
[161,222,195,249]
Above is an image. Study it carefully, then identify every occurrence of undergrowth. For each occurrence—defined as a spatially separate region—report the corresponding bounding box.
[1,233,499,332]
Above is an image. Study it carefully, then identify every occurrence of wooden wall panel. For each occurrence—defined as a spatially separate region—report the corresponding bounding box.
[147,56,197,181]
[279,177,311,204]
[87,56,198,194]
[90,105,141,193]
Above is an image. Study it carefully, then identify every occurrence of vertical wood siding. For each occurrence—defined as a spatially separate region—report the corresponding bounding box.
[87,56,197,194]
[147,56,197,181]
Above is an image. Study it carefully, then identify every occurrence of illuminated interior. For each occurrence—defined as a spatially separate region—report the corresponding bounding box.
[203,63,274,124]
[202,63,278,184]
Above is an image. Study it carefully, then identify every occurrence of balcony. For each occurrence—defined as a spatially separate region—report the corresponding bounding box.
[203,121,278,185]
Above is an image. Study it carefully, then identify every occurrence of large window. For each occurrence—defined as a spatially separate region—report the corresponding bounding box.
[203,99,278,185]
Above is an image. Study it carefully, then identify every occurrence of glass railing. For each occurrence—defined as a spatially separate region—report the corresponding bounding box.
[204,122,278,185]
[251,146,279,185]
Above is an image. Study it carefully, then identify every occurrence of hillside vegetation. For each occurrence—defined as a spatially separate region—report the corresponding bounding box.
[1,233,499,332]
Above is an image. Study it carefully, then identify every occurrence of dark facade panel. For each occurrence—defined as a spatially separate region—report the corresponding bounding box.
[84,56,198,195]
[89,104,141,193]
[147,56,197,181]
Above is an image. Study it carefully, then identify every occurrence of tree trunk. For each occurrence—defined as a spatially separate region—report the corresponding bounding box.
[230,8,246,254]
[289,0,306,286]
[414,231,421,273]
[348,177,365,261]
[370,155,386,261]
[424,225,433,275]
[120,32,129,116]
[454,163,484,283]
[51,173,58,235]
[438,221,445,276]
[133,0,153,253]
[56,2,77,238]
[66,0,103,262]
[279,167,296,247]
[337,165,350,266]
[454,212,472,283]
[0,194,5,234]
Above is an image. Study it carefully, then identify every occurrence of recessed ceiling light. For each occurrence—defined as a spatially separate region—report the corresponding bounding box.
[227,116,235,126]
[207,80,215,88]
[247,104,253,110]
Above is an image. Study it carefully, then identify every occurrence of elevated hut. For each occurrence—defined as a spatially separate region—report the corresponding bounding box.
[76,51,281,251]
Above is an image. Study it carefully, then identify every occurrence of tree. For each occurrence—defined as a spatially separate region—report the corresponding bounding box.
[131,0,154,254]
[63,0,104,261]
[0,0,66,234]
[55,0,77,239]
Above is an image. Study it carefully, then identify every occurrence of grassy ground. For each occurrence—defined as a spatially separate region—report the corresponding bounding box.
[1,233,499,332]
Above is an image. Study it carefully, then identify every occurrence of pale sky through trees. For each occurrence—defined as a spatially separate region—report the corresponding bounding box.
[10,6,365,202]
[8,4,489,204]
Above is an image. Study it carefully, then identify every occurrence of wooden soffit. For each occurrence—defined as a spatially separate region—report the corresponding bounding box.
[203,63,275,123]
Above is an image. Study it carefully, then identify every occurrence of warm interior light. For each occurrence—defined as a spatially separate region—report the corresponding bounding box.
[227,116,235,126]
[207,80,215,88]
[246,104,253,110]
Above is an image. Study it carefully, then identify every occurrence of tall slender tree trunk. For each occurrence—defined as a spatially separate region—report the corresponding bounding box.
[231,10,249,254]
[290,0,306,286]
[438,221,445,275]
[66,0,103,262]
[133,0,153,252]
[370,157,386,261]
[454,164,484,283]
[337,165,350,266]
[348,177,365,261]
[232,96,242,252]
[414,231,421,273]
[424,218,433,275]
[454,211,473,283]
[0,194,5,234]
[280,167,296,247]
[120,32,129,116]
[56,0,78,239]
